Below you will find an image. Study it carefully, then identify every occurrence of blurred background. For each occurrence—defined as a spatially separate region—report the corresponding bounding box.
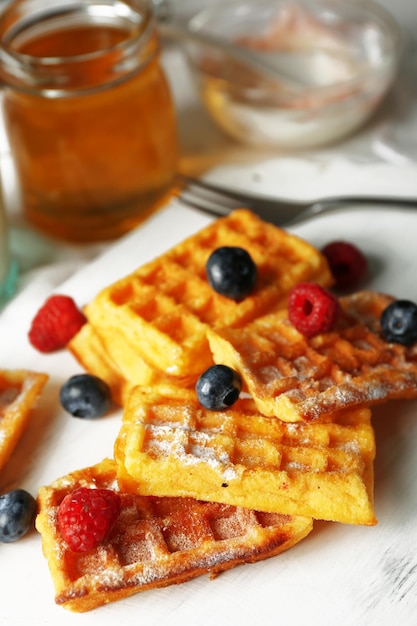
[159,0,417,190]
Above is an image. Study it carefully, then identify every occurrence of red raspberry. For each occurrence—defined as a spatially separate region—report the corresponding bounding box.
[288,282,339,338]
[321,241,368,288]
[57,487,121,552]
[28,294,86,353]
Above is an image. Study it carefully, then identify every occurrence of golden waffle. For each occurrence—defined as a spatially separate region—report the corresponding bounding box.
[69,323,190,405]
[114,385,376,526]
[36,458,313,612]
[70,209,332,393]
[207,290,417,423]
[0,369,48,471]
[69,323,139,406]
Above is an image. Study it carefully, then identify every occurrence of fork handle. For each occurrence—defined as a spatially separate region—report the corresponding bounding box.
[308,195,417,217]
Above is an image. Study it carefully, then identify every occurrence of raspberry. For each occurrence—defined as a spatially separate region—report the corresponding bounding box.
[321,241,368,288]
[28,294,86,353]
[288,282,339,337]
[58,487,121,552]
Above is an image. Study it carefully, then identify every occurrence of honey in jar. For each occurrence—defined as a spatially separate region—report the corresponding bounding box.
[0,0,178,242]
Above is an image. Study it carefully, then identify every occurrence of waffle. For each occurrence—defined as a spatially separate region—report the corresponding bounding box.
[69,322,192,405]
[36,458,313,612]
[114,385,376,526]
[0,369,48,471]
[207,290,417,423]
[69,323,139,406]
[69,209,332,395]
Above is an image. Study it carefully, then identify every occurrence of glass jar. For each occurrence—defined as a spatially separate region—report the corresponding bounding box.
[0,0,178,242]
[0,189,18,305]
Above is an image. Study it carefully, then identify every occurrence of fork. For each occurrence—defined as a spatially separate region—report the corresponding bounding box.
[176,175,417,226]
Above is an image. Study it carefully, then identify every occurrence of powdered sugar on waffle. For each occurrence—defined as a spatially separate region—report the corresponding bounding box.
[145,423,239,481]
[209,290,417,422]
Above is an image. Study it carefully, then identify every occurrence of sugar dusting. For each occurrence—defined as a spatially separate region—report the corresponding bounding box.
[144,422,239,481]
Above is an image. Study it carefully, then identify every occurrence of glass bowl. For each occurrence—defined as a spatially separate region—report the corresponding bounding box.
[183,0,402,149]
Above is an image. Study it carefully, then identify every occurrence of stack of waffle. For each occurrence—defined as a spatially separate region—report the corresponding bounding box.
[69,209,332,404]
[36,209,417,611]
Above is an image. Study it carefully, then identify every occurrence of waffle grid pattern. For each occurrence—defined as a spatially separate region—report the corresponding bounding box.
[140,399,370,476]
[115,387,375,525]
[36,459,312,612]
[0,369,48,471]
[208,290,417,422]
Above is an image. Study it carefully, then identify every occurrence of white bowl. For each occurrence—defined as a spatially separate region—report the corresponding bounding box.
[184,0,402,149]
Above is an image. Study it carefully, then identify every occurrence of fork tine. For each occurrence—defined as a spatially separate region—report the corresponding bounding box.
[177,177,239,217]
[179,175,251,206]
[176,175,303,224]
[177,193,232,217]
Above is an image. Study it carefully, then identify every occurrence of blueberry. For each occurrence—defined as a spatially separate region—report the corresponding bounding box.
[0,489,37,543]
[196,364,242,410]
[381,300,417,345]
[206,246,257,301]
[60,374,112,418]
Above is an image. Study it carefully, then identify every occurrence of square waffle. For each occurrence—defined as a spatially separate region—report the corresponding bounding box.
[36,458,313,612]
[207,290,417,423]
[69,209,332,394]
[114,385,376,526]
[0,369,48,471]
